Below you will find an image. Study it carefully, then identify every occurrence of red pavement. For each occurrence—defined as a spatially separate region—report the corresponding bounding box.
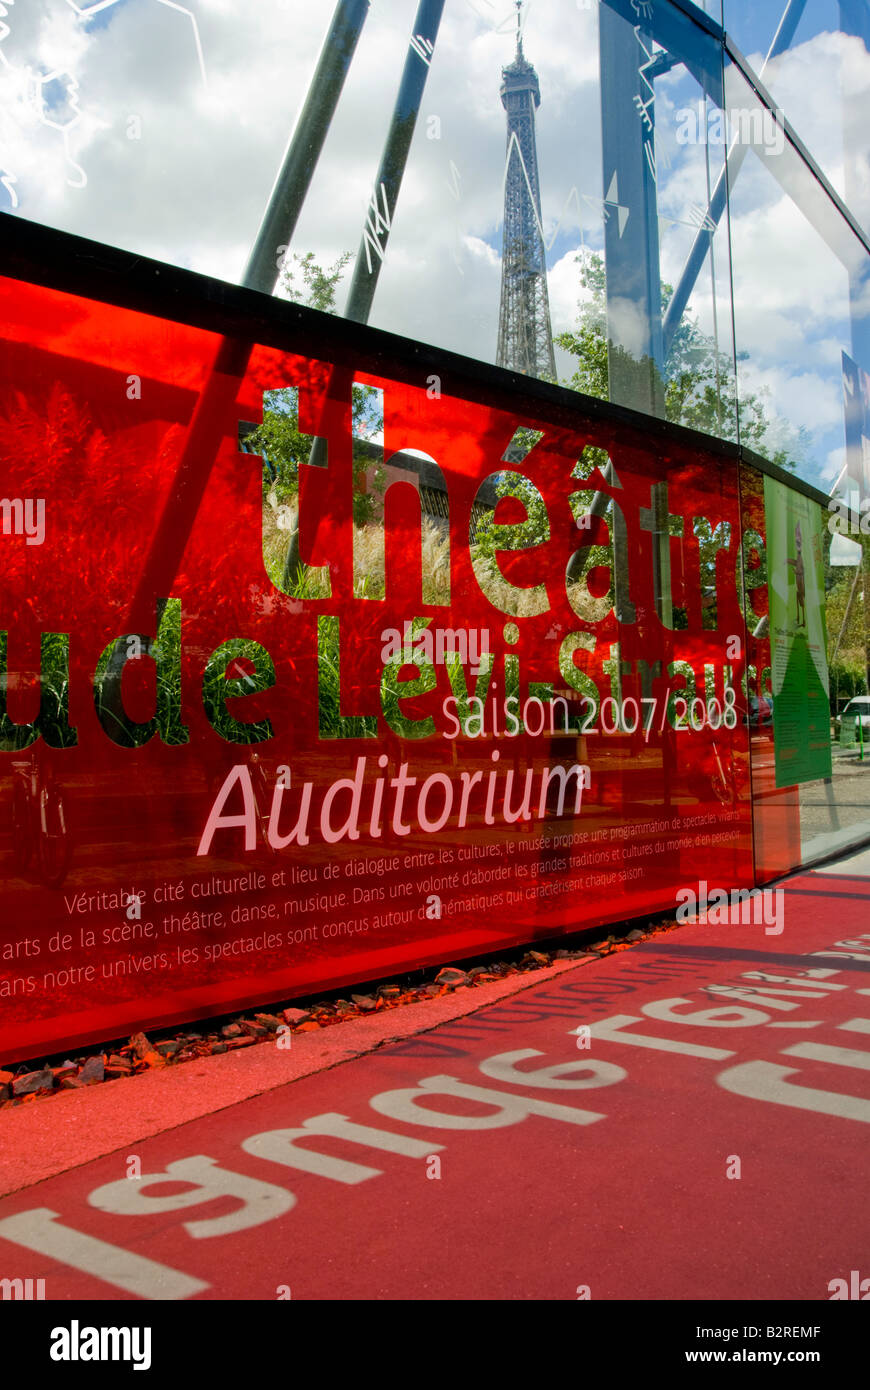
[0,867,868,1301]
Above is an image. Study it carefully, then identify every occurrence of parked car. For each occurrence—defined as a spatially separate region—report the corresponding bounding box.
[835,696,870,733]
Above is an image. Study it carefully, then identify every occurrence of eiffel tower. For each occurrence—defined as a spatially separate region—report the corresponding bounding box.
[495,1,556,380]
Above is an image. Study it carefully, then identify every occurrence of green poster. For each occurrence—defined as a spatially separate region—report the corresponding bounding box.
[764,477,832,787]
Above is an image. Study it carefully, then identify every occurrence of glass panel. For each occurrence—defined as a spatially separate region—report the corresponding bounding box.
[807,539,870,858]
[723,0,870,238]
[583,0,736,434]
[724,53,870,492]
[742,458,870,879]
[819,460,870,857]
[0,258,753,1059]
[0,1,737,441]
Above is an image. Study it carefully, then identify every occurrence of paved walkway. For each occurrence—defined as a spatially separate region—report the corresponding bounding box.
[0,852,868,1301]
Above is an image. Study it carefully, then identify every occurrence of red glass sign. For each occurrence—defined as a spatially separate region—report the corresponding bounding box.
[0,270,761,1059]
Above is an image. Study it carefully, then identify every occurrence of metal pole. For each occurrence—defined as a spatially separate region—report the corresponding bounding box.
[126,0,370,635]
[282,0,446,591]
[243,0,370,296]
[346,0,446,324]
[595,5,661,648]
[662,0,807,357]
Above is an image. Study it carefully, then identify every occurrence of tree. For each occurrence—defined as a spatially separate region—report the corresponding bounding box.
[555,248,809,470]
[279,250,353,312]
[472,248,813,626]
[246,252,384,592]
[826,533,870,703]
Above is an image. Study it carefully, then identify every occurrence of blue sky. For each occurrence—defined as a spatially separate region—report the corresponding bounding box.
[1,0,867,494]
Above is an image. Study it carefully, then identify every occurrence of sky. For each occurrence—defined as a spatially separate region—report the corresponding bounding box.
[1,0,868,493]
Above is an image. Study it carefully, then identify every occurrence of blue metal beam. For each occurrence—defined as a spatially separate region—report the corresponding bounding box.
[662,0,808,357]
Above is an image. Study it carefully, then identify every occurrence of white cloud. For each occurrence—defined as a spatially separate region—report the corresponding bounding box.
[0,0,865,495]
[726,189,853,394]
[823,445,847,487]
[749,30,870,234]
[740,363,843,436]
[546,245,585,334]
